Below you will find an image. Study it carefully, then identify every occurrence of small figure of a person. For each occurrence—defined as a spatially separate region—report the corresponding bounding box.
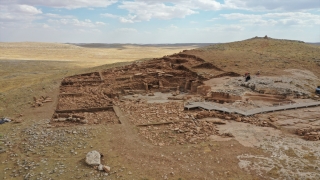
[245,73,251,82]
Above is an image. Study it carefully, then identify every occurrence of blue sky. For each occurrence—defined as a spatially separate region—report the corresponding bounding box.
[0,0,319,43]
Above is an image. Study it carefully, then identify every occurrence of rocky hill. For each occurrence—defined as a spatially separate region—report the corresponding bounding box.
[183,37,320,77]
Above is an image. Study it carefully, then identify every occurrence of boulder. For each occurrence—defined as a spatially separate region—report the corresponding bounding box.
[85,150,101,166]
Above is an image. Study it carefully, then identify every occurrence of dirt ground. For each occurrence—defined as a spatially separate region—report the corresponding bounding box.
[1,39,320,180]
[0,98,265,180]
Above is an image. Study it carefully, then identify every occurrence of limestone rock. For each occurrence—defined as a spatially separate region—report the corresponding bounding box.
[58,118,66,122]
[98,164,104,171]
[85,150,101,166]
[269,117,278,122]
[81,119,88,124]
[103,165,111,173]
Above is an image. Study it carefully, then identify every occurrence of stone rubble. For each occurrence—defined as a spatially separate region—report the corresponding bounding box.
[52,52,224,126]
[115,98,276,146]
[296,127,320,141]
[0,119,119,179]
[31,96,52,107]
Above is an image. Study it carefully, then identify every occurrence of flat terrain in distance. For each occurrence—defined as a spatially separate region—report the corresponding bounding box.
[0,42,200,67]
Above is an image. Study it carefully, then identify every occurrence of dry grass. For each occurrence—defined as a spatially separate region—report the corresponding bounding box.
[185,38,320,77]
[0,42,195,67]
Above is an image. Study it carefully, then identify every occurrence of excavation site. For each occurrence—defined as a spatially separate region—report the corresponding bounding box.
[1,38,320,180]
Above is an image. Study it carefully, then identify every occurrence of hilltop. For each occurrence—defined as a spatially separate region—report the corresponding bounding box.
[183,37,320,77]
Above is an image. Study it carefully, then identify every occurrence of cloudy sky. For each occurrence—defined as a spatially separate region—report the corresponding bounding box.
[0,0,319,43]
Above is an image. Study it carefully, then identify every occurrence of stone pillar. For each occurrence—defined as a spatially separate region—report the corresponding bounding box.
[144,82,148,92]
[190,81,198,93]
[159,80,163,90]
[176,86,180,95]
[184,80,191,91]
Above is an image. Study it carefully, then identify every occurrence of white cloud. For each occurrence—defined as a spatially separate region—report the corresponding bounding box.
[95,21,106,25]
[220,13,259,19]
[157,24,182,32]
[207,18,220,21]
[220,12,320,26]
[189,0,223,10]
[170,24,178,29]
[116,28,138,33]
[119,17,135,23]
[225,0,320,11]
[101,13,137,23]
[112,0,320,18]
[45,13,74,19]
[101,13,119,19]
[47,18,106,28]
[0,0,118,9]
[240,18,278,26]
[118,1,197,22]
[195,24,244,32]
[71,19,94,27]
[13,4,42,14]
[42,24,49,28]
[0,4,42,22]
[223,25,244,31]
